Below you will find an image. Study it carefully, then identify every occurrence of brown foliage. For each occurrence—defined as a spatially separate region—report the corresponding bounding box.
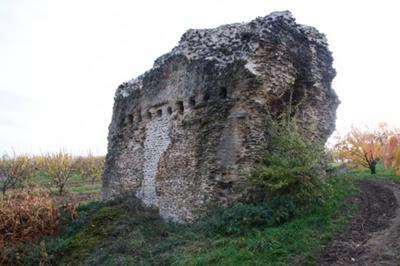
[0,189,60,248]
[63,202,79,220]
[383,135,400,175]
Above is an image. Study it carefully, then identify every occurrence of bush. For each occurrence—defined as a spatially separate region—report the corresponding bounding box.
[197,203,272,236]
[252,118,327,223]
[0,189,60,247]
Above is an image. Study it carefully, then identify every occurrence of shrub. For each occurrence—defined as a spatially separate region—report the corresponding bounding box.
[0,189,60,248]
[252,118,326,223]
[197,203,272,236]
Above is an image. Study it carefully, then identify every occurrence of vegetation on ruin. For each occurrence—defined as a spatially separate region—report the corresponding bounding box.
[252,117,327,223]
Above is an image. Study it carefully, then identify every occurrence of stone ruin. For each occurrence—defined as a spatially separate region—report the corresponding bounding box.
[102,11,339,222]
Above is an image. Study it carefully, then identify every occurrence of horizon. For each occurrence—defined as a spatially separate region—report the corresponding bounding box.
[1,0,400,155]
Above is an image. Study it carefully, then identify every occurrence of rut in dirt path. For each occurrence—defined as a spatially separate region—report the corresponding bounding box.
[317,180,400,266]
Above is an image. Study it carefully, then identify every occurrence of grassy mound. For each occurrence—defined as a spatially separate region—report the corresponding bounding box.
[1,175,355,266]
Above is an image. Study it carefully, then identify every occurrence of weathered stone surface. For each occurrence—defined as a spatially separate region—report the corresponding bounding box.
[102,11,339,222]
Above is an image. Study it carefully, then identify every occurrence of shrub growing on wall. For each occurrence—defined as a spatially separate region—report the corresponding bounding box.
[252,117,326,223]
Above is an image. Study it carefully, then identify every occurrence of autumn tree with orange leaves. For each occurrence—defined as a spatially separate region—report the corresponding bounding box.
[334,127,383,174]
[384,135,400,175]
[334,124,400,175]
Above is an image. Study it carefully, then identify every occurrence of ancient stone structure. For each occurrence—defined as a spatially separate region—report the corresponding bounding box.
[102,11,339,222]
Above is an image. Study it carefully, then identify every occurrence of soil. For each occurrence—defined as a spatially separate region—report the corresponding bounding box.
[317,180,400,266]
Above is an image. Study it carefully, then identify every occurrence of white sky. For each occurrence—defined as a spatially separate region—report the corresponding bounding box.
[1,0,400,155]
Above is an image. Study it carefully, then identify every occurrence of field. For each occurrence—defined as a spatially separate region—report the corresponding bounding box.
[31,173,102,205]
[0,152,104,262]
[1,174,354,265]
[3,163,399,265]
[0,153,104,205]
[1,153,400,265]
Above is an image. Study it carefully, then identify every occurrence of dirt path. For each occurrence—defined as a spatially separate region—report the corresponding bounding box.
[318,180,400,266]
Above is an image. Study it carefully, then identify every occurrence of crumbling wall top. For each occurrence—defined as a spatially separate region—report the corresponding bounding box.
[115,11,330,99]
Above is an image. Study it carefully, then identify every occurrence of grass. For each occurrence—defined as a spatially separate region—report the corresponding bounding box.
[32,173,96,186]
[10,157,400,266]
[29,170,101,199]
[68,183,101,193]
[176,175,355,266]
[346,162,400,182]
[1,174,356,266]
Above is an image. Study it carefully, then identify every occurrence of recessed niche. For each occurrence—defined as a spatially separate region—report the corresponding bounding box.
[176,101,184,114]
[157,109,162,117]
[147,111,152,120]
[189,96,196,107]
[167,106,172,114]
[219,87,227,99]
[128,114,133,124]
[203,92,210,102]
[137,109,142,122]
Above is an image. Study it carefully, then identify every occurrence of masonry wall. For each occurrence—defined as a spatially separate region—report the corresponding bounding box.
[102,11,339,222]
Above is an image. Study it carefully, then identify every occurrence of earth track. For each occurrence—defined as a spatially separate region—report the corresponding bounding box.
[317,180,400,266]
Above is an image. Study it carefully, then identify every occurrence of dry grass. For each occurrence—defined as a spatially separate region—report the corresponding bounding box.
[0,151,104,261]
[0,189,60,248]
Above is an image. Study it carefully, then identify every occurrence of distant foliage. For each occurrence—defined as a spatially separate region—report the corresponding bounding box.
[73,154,105,184]
[383,135,400,175]
[0,151,105,196]
[0,154,35,195]
[0,189,59,248]
[252,117,326,223]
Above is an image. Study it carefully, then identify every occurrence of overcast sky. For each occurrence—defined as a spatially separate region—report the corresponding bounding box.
[1,0,399,155]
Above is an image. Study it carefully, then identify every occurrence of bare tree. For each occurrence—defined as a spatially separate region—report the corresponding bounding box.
[43,152,74,195]
[0,154,34,195]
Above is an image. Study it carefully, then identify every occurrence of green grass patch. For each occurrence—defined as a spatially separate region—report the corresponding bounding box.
[68,183,101,194]
[31,172,94,187]
[176,175,355,265]
[346,161,400,182]
[31,171,51,185]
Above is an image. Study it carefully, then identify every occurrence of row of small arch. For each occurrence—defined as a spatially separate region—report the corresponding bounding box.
[123,87,228,125]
